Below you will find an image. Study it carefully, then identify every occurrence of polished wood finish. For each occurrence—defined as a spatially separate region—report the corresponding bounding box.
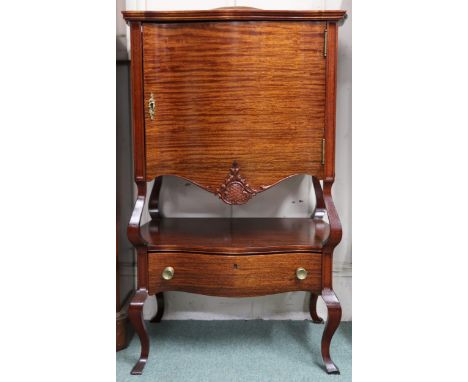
[324,22,338,180]
[123,7,346,375]
[128,289,149,375]
[319,180,343,374]
[141,218,329,254]
[122,9,346,22]
[310,292,324,324]
[143,21,326,198]
[148,177,163,219]
[129,22,145,182]
[150,293,165,323]
[148,252,321,297]
[321,288,342,374]
[148,178,165,323]
[216,161,260,205]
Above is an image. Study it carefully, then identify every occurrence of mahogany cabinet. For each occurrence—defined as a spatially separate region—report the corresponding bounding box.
[123,7,346,375]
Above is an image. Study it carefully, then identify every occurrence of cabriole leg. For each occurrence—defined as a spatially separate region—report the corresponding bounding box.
[129,289,149,375]
[150,292,165,323]
[310,292,324,324]
[321,288,342,374]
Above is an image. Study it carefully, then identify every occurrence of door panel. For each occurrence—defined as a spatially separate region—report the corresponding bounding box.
[143,21,326,199]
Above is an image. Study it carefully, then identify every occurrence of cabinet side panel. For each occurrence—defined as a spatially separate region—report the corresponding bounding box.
[129,22,146,181]
[143,21,326,192]
[324,22,338,180]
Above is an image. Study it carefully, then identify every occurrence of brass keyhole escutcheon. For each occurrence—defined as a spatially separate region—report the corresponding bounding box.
[296,267,308,280]
[148,93,156,121]
[162,266,174,280]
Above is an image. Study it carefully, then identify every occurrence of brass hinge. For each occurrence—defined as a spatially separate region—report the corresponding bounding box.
[321,138,326,165]
[324,25,328,57]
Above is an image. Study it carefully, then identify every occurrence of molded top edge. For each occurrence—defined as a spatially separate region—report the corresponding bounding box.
[122,9,346,23]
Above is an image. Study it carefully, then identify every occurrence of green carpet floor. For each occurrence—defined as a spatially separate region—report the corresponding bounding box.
[117,320,352,382]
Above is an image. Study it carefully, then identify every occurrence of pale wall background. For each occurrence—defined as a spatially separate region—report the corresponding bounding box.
[117,0,352,320]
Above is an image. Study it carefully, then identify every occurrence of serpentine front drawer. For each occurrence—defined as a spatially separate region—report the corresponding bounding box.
[148,252,322,297]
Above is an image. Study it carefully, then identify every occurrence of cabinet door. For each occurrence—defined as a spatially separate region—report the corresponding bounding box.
[143,21,326,198]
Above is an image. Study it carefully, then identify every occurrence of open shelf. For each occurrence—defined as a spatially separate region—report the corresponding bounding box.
[141,218,329,254]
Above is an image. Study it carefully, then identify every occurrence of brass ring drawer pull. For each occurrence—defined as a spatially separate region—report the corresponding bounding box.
[296,267,308,280]
[162,266,174,280]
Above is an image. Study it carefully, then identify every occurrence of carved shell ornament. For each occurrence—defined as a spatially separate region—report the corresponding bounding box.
[216,161,262,205]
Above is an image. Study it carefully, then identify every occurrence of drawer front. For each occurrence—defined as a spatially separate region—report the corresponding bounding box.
[148,252,322,297]
[142,21,326,195]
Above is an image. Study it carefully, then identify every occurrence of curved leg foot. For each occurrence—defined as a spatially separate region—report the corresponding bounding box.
[150,292,165,323]
[321,288,342,374]
[310,292,324,324]
[129,289,149,375]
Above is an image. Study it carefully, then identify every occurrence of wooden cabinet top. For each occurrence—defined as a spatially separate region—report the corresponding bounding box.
[123,9,346,22]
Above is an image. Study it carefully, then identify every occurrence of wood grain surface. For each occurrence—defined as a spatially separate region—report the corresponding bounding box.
[141,218,329,254]
[129,22,145,182]
[143,21,327,194]
[148,252,322,296]
[123,9,346,22]
[324,22,338,180]
[123,10,347,374]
